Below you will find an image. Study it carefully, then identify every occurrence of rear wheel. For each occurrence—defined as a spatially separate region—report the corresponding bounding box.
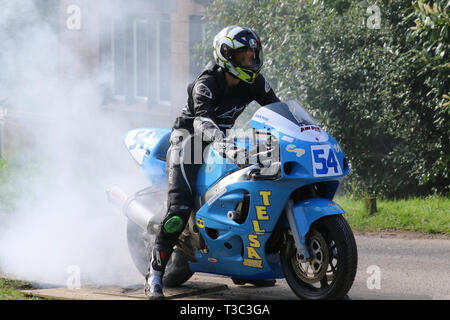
[126,220,193,287]
[280,214,357,299]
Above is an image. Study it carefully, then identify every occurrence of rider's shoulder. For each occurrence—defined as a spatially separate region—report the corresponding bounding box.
[252,73,273,94]
[253,73,267,86]
[195,62,226,90]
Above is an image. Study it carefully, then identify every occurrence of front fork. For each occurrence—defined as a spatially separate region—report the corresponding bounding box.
[283,197,345,261]
[285,200,311,260]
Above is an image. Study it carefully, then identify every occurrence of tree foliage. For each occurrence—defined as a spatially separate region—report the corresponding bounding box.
[195,0,449,198]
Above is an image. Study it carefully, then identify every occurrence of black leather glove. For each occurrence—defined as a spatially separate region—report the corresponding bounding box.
[213,139,250,167]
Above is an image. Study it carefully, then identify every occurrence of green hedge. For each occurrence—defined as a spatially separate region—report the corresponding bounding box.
[195,0,449,198]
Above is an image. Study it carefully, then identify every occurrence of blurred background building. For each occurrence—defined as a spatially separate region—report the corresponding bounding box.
[58,0,207,114]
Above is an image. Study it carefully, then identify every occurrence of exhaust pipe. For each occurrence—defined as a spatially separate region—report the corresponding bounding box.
[106,185,162,233]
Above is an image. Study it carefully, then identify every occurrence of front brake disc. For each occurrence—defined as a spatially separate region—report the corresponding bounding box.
[291,229,329,284]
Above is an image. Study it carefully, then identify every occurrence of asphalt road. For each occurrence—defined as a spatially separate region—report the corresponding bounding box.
[1,211,449,300]
[180,233,450,300]
[348,234,450,300]
[16,233,450,300]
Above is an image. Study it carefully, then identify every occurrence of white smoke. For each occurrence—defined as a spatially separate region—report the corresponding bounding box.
[0,1,174,287]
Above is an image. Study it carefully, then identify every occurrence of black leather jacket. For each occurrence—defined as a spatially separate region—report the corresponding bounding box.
[172,62,280,143]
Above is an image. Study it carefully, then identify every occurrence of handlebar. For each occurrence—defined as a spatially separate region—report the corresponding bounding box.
[233,142,275,170]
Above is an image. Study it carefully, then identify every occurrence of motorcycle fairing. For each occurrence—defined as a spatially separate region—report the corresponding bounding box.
[124,127,171,184]
[291,198,345,242]
[196,145,239,195]
[189,177,302,279]
[120,101,351,280]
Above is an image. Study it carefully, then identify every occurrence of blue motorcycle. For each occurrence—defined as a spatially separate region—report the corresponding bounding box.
[107,100,357,300]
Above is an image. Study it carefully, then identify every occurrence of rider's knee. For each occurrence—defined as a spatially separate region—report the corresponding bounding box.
[162,204,191,236]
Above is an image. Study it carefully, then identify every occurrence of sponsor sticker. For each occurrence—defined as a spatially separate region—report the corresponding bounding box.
[243,191,272,269]
[207,187,227,206]
[286,144,306,158]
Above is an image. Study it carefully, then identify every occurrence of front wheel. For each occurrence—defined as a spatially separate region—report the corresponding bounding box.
[280,214,357,300]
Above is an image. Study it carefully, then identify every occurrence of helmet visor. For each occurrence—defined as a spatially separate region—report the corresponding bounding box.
[234,49,257,69]
[232,48,263,72]
[230,47,263,84]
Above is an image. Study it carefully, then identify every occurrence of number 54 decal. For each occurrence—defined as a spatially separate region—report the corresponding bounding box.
[311,145,343,177]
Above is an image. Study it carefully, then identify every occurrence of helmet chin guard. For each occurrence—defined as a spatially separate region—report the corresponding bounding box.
[213,26,263,84]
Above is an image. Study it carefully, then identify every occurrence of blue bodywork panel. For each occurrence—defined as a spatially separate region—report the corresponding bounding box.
[123,101,350,279]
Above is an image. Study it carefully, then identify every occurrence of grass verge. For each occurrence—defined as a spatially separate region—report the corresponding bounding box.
[0,150,42,212]
[0,278,46,300]
[336,195,450,235]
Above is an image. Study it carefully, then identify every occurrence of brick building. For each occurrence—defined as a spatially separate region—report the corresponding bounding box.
[58,0,207,115]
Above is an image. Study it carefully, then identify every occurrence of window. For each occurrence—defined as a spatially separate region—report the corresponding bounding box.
[134,20,149,99]
[189,15,204,82]
[112,19,126,97]
[100,15,171,106]
[159,20,171,102]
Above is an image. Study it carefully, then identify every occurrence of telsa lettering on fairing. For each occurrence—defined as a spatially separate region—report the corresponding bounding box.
[243,190,271,268]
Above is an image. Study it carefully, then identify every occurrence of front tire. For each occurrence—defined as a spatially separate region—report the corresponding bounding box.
[126,220,194,287]
[280,214,357,299]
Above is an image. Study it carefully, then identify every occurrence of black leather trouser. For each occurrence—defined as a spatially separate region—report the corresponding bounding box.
[150,129,204,273]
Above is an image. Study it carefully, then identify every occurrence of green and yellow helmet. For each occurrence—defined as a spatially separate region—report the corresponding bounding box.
[213,26,263,84]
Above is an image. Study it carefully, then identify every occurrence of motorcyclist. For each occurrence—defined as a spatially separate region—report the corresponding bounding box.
[145,25,280,299]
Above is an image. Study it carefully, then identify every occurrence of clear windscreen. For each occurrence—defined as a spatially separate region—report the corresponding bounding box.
[285,100,317,126]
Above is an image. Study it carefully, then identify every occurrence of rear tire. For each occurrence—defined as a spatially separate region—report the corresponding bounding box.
[280,214,357,299]
[126,220,194,287]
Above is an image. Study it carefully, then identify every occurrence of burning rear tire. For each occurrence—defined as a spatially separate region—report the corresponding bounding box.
[126,220,193,287]
[280,214,357,300]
